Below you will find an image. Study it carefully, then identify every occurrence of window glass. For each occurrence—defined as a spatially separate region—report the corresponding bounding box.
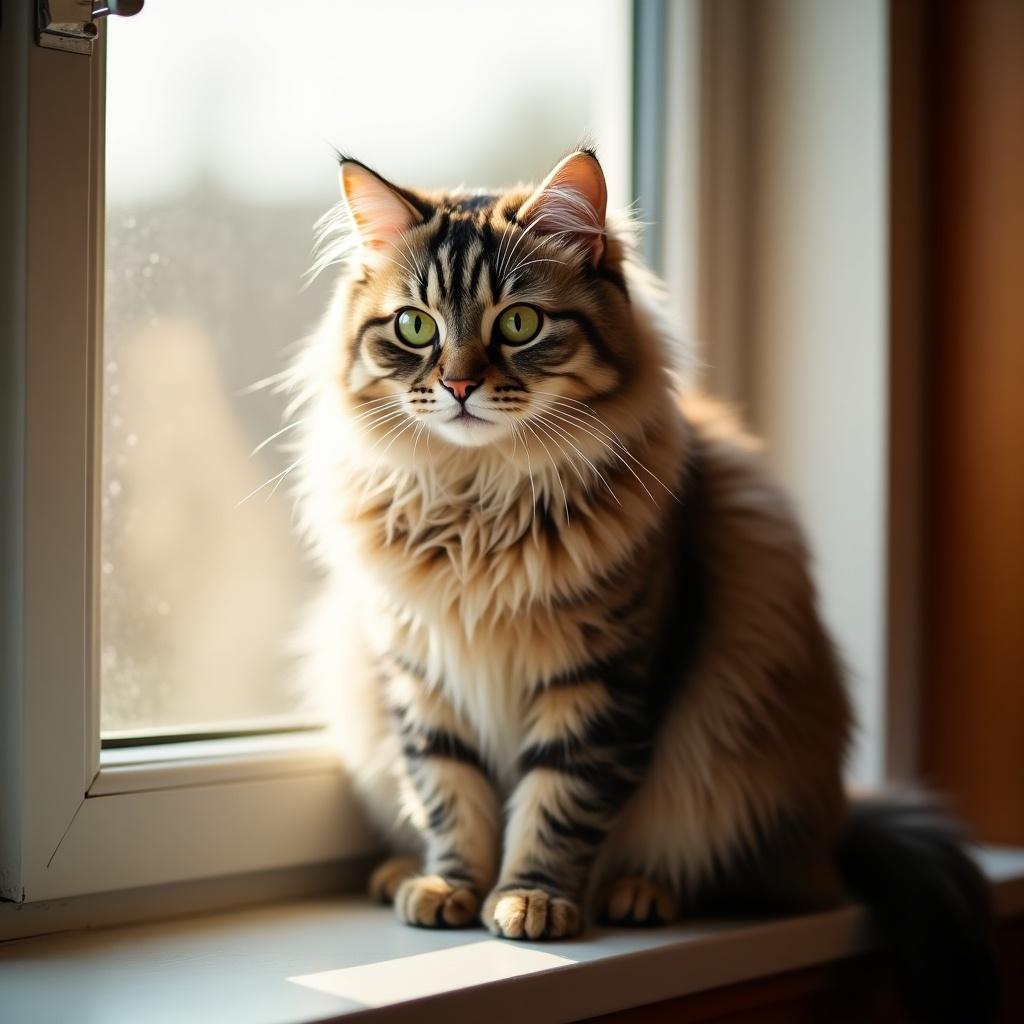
[101,0,632,735]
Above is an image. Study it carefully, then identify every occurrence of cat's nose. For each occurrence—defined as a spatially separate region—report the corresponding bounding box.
[440,378,482,403]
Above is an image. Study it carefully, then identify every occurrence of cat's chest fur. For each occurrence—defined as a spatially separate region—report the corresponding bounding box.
[350,484,616,785]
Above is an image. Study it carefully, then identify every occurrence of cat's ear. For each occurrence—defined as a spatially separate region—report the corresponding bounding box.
[339,159,424,251]
[518,150,608,264]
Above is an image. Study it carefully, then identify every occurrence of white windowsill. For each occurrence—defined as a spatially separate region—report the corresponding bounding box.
[94,733,340,796]
[2,849,1022,1024]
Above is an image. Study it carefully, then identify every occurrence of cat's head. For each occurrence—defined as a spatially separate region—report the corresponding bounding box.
[318,149,655,454]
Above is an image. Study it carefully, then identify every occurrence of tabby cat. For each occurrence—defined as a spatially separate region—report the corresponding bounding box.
[292,149,995,1022]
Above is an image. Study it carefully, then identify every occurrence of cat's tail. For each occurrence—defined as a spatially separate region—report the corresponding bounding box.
[836,790,999,1023]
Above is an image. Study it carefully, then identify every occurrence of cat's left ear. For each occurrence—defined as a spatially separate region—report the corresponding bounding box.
[339,159,424,251]
[518,150,607,265]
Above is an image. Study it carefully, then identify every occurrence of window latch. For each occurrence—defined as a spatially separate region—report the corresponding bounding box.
[36,0,144,55]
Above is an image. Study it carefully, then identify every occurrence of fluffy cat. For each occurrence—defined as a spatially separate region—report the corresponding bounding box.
[291,149,995,1022]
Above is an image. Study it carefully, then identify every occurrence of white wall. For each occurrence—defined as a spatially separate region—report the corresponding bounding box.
[745,0,889,783]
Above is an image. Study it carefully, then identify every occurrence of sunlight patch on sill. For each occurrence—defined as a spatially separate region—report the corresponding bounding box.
[288,940,576,1008]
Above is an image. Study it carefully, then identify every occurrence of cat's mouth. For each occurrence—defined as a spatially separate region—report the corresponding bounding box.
[448,408,492,425]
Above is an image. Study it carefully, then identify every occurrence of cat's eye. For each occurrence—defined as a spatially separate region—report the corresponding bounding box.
[496,304,542,345]
[396,308,438,348]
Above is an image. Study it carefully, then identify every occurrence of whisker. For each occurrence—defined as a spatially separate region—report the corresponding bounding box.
[506,257,567,282]
[236,456,307,508]
[379,418,418,460]
[520,419,569,524]
[393,233,421,278]
[529,389,648,440]
[411,421,426,461]
[504,228,577,282]
[384,241,418,278]
[347,398,409,422]
[505,232,573,280]
[529,390,678,499]
[237,369,292,396]
[356,409,409,433]
[267,457,306,500]
[350,401,406,424]
[374,250,426,279]
[250,417,309,456]
[386,239,425,283]
[513,421,538,522]
[527,417,586,489]
[503,231,553,279]
[346,394,407,416]
[494,219,514,287]
[498,215,543,283]
[540,406,659,506]
[356,414,415,513]
[535,413,621,508]
[530,419,588,505]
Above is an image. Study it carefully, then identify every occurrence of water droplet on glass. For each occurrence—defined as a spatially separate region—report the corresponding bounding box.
[108,480,122,496]
[102,561,114,575]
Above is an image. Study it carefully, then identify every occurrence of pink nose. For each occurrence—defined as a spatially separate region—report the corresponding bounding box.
[441,378,481,402]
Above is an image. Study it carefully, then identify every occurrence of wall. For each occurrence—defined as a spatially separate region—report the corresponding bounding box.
[720,1,890,783]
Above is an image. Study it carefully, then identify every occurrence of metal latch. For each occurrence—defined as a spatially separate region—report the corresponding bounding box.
[36,0,144,55]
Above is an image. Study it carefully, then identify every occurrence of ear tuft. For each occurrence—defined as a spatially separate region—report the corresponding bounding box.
[339,161,423,251]
[517,151,608,263]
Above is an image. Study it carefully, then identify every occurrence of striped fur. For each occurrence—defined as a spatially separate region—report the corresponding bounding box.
[291,151,994,1018]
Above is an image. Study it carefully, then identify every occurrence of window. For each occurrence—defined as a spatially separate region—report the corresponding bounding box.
[3,0,633,904]
[101,0,631,737]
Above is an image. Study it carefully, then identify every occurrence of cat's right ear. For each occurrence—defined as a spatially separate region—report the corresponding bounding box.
[339,160,423,251]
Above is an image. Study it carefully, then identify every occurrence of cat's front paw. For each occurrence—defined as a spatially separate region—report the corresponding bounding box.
[483,888,582,940]
[601,876,677,926]
[394,874,480,928]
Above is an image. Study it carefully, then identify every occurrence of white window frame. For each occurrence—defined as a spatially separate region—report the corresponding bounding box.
[2,26,373,907]
[1,4,641,908]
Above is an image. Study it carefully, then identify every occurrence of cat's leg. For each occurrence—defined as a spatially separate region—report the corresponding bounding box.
[368,855,422,904]
[386,664,501,928]
[483,676,651,940]
[590,786,681,927]
[593,693,849,927]
[601,875,678,926]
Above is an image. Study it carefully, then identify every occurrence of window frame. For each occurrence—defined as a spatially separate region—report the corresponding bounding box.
[3,27,371,906]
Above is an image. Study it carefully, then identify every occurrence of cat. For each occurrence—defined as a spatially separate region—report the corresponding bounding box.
[291,148,996,1022]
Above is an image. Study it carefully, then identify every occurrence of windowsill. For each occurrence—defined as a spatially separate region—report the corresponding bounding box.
[2,849,1022,1024]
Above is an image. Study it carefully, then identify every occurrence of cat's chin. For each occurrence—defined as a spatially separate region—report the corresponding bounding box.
[430,417,510,449]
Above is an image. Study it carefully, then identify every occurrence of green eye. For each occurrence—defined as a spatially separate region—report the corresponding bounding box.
[396,308,438,347]
[497,304,541,345]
